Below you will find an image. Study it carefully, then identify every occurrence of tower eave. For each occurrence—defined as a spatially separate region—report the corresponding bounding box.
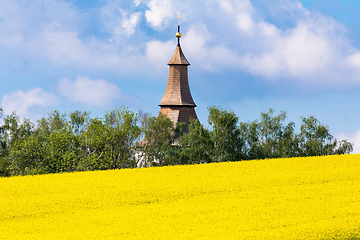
[167,63,190,66]
[158,103,197,107]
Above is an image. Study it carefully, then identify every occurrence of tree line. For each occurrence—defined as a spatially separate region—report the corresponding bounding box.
[0,106,353,177]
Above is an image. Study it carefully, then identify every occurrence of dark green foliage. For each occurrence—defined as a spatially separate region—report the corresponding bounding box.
[179,118,213,164]
[139,113,181,167]
[299,116,334,156]
[235,108,353,160]
[208,106,245,162]
[0,107,9,177]
[240,109,301,159]
[78,107,141,170]
[140,106,353,166]
[0,105,354,177]
[0,107,140,176]
[98,107,140,169]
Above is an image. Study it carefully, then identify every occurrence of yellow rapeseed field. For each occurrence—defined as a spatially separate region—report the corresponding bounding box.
[1,155,360,239]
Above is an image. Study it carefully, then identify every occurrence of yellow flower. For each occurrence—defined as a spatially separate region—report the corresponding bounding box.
[1,155,359,239]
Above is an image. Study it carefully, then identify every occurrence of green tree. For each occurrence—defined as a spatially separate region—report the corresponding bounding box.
[299,116,353,156]
[2,114,41,175]
[140,113,181,167]
[179,118,213,164]
[259,109,300,158]
[208,106,245,162]
[1,105,354,176]
[79,118,105,170]
[8,134,45,175]
[102,107,140,168]
[299,116,333,156]
[2,113,33,145]
[333,139,353,154]
[240,109,303,160]
[239,120,266,160]
[81,107,140,170]
[30,111,79,174]
[70,110,90,135]
[0,107,9,176]
[44,123,79,173]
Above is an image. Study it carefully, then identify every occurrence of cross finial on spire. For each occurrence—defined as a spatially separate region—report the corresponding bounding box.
[175,11,182,45]
[177,11,181,26]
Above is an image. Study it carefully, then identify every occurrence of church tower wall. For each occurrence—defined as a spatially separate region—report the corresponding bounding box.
[159,106,197,133]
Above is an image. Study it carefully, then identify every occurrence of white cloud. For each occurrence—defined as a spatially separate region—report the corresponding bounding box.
[1,0,360,89]
[0,0,80,42]
[25,23,145,73]
[146,40,174,71]
[122,12,142,36]
[0,0,146,73]
[218,0,255,15]
[346,52,360,75]
[163,0,360,88]
[29,26,90,66]
[100,2,142,40]
[134,0,141,7]
[145,0,174,28]
[181,24,241,72]
[240,12,348,82]
[1,88,59,116]
[58,76,122,106]
[217,0,255,32]
[237,13,255,32]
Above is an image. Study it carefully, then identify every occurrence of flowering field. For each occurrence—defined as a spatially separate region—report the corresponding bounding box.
[1,155,360,239]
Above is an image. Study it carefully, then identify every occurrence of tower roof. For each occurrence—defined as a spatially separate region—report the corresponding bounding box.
[167,44,190,66]
[159,41,196,107]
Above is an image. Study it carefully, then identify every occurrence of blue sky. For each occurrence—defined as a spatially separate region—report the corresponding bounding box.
[1,0,360,152]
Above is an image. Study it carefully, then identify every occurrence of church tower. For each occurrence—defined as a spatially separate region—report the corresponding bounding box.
[158,14,197,133]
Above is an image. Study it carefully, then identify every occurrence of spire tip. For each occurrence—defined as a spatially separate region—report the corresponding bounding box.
[176,11,182,40]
